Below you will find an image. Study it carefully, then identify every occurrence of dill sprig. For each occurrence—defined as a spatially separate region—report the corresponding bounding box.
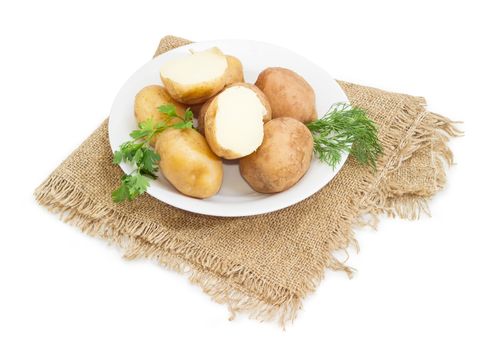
[306,103,382,169]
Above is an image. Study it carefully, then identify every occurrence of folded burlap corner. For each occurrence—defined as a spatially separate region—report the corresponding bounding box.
[35,35,461,326]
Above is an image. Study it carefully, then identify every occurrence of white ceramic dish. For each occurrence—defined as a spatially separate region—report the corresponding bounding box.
[108,39,349,217]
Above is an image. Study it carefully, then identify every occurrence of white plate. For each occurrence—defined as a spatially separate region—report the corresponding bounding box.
[108,39,349,217]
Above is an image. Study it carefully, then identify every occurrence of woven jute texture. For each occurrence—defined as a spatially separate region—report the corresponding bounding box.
[35,35,461,326]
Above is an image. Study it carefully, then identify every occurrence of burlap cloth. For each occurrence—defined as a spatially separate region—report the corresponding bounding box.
[35,36,460,326]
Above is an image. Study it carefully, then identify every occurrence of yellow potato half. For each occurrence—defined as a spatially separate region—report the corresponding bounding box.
[155,128,223,199]
[160,47,228,105]
[204,83,271,159]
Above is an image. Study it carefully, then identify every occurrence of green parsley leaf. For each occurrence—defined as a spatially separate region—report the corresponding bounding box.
[113,150,123,164]
[158,104,178,117]
[183,108,193,122]
[141,148,160,174]
[111,179,130,202]
[112,104,194,203]
[172,120,194,129]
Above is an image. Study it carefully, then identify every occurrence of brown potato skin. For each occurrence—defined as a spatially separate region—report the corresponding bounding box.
[255,67,317,123]
[204,83,271,159]
[155,128,223,199]
[134,85,186,145]
[225,55,244,86]
[239,118,313,193]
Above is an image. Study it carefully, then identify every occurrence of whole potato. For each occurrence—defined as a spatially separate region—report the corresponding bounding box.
[134,85,186,144]
[239,118,313,193]
[255,67,317,123]
[155,128,223,199]
[225,55,245,86]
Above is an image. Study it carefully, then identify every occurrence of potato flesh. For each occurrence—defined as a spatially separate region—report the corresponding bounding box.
[160,48,227,85]
[214,86,265,157]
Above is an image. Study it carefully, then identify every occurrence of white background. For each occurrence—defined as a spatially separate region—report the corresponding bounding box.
[0,1,492,349]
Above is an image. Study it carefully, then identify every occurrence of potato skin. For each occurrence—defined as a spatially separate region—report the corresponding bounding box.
[255,67,317,123]
[161,75,226,105]
[225,55,244,86]
[197,97,214,135]
[239,118,313,193]
[155,128,223,199]
[135,85,186,124]
[204,83,271,159]
[134,85,186,144]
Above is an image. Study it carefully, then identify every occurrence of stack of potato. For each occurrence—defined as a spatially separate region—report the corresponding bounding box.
[134,48,317,199]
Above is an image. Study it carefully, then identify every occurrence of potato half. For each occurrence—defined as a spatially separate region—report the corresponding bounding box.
[239,117,313,193]
[255,67,317,123]
[160,47,228,105]
[225,55,244,86]
[134,85,186,144]
[204,83,271,159]
[155,128,223,199]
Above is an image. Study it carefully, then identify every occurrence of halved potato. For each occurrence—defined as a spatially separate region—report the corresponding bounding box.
[134,85,186,144]
[160,47,228,105]
[204,83,271,159]
[155,128,223,199]
[225,55,244,85]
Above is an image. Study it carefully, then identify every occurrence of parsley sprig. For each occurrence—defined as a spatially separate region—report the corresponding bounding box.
[112,104,193,202]
[307,103,382,169]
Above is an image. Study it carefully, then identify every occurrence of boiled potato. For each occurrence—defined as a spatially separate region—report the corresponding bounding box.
[225,55,244,85]
[155,128,223,199]
[204,83,271,159]
[255,67,317,123]
[134,85,186,144]
[196,96,214,135]
[160,47,228,105]
[239,118,313,193]
[189,55,244,125]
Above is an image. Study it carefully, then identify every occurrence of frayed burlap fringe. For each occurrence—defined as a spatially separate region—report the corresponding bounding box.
[35,175,302,326]
[355,104,462,226]
[34,36,461,327]
[34,111,459,327]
